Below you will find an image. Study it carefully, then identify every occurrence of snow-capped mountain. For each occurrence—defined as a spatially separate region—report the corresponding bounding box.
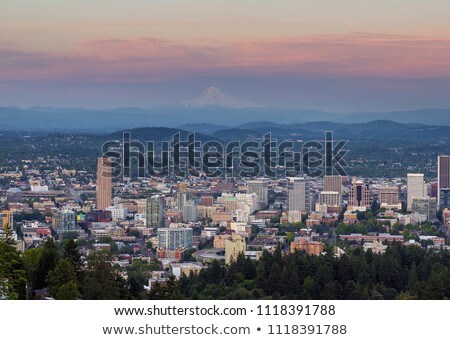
[180,87,264,109]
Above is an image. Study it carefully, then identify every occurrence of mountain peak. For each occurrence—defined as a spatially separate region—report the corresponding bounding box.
[203,86,222,95]
[180,87,264,109]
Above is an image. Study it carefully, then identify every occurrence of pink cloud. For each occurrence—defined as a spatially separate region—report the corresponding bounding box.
[1,33,450,84]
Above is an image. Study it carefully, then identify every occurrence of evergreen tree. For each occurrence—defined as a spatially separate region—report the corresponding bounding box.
[35,238,59,289]
[63,239,82,270]
[0,240,26,299]
[21,248,43,295]
[82,251,127,300]
[407,262,418,292]
[46,259,78,299]
[56,281,80,300]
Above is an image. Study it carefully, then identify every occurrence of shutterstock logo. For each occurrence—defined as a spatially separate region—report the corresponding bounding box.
[100,131,348,178]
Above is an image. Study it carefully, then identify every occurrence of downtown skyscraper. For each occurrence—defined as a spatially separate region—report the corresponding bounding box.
[247,179,269,205]
[348,179,370,209]
[96,158,112,210]
[288,177,311,212]
[438,155,450,208]
[407,173,427,211]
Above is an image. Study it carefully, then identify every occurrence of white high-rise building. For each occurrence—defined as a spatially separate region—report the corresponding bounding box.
[147,195,166,228]
[288,177,311,212]
[247,179,268,205]
[106,203,128,220]
[182,202,197,222]
[157,227,193,250]
[407,174,427,211]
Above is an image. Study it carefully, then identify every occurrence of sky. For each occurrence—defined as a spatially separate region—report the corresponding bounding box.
[1,0,450,111]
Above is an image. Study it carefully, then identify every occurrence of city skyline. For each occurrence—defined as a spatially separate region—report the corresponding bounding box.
[2,1,450,110]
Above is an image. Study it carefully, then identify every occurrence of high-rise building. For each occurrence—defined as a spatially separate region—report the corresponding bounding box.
[407,174,427,211]
[430,182,439,199]
[52,210,76,232]
[176,192,188,211]
[182,202,198,222]
[318,191,340,206]
[379,186,400,209]
[225,234,246,265]
[146,195,165,228]
[411,197,437,221]
[323,175,342,202]
[235,193,258,214]
[157,227,193,250]
[96,158,112,210]
[247,179,268,204]
[0,210,13,230]
[288,177,311,212]
[440,189,450,209]
[105,204,128,220]
[348,180,370,208]
[438,155,450,207]
[136,199,147,214]
[223,196,237,212]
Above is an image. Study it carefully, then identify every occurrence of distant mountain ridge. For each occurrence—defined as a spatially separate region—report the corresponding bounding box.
[2,96,450,132]
[205,120,450,141]
[105,127,219,143]
[101,120,450,143]
[2,118,449,142]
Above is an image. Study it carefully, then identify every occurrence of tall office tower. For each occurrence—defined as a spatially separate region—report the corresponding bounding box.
[96,157,112,210]
[411,197,437,221]
[157,227,193,250]
[379,186,400,208]
[146,195,166,228]
[407,173,426,211]
[182,202,198,222]
[323,175,343,201]
[438,155,450,207]
[176,192,188,210]
[288,177,311,212]
[348,180,370,208]
[247,179,268,204]
[0,210,13,230]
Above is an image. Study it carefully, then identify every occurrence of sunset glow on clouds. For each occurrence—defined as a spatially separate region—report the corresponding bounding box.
[3,33,450,83]
[1,0,450,110]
